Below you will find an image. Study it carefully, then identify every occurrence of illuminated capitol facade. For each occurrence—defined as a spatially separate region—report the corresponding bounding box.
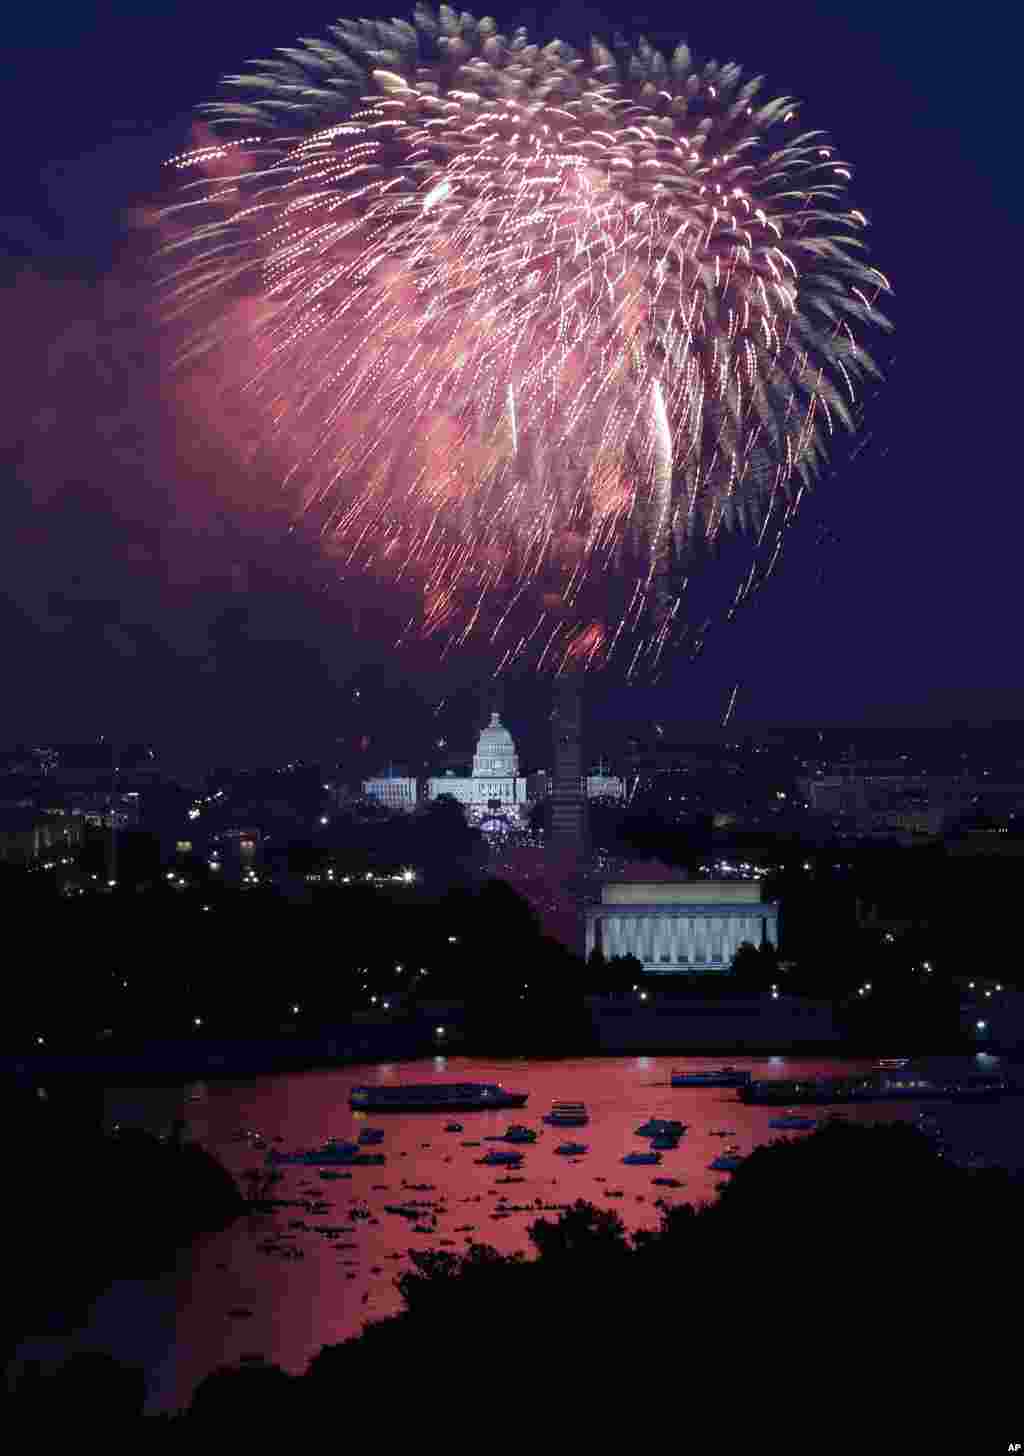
[426,713,529,824]
[585,877,779,974]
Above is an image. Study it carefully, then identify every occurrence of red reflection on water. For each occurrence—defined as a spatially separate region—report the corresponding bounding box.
[154,1053,902,1411]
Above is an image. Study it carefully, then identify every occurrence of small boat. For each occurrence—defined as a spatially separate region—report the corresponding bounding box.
[623,1151,662,1166]
[651,1133,680,1150]
[671,1067,752,1088]
[502,1124,538,1144]
[349,1082,528,1112]
[357,1128,385,1145]
[444,1123,464,1133]
[484,1124,537,1144]
[709,1154,744,1172]
[635,1118,687,1138]
[543,1101,589,1127]
[555,1142,589,1157]
[769,1115,817,1131]
[267,1140,385,1167]
[477,1149,525,1166]
[652,1176,684,1188]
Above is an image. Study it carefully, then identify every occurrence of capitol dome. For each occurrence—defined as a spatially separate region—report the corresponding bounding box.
[473,712,519,779]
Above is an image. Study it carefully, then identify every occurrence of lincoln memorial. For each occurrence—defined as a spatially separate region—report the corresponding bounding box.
[585,877,779,974]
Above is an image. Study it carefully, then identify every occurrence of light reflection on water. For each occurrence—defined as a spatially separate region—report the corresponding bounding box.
[80,1052,1015,1412]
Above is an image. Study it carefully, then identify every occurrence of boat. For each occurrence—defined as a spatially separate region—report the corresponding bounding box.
[444,1123,464,1134]
[671,1066,752,1088]
[555,1142,589,1156]
[477,1149,525,1166]
[651,1133,680,1150]
[623,1151,661,1166]
[709,1154,744,1172]
[768,1115,817,1131]
[543,1101,589,1127]
[357,1128,385,1144]
[484,1124,537,1144]
[652,1176,684,1188]
[635,1118,687,1138]
[266,1139,385,1167]
[349,1082,528,1112]
[741,1071,1010,1106]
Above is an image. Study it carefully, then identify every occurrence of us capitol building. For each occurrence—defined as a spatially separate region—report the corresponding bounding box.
[362,713,529,826]
[425,712,530,823]
[362,709,625,829]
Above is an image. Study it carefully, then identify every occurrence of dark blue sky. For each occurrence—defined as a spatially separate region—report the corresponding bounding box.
[1,2,1020,763]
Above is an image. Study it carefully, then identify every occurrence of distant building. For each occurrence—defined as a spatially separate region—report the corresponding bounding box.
[585,873,779,974]
[0,810,82,864]
[426,713,528,823]
[361,770,419,812]
[584,767,625,800]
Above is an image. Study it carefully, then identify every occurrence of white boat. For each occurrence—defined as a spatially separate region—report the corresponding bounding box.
[543,1102,589,1127]
[671,1067,752,1087]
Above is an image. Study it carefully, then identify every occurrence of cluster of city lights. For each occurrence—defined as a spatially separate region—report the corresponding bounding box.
[304,869,417,886]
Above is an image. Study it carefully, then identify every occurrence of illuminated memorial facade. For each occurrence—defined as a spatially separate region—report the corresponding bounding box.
[585,879,779,974]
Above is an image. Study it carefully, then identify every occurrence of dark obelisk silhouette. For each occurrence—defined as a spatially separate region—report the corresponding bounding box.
[549,674,588,858]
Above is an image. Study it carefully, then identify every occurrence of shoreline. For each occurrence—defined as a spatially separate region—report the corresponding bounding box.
[5,1033,1012,1094]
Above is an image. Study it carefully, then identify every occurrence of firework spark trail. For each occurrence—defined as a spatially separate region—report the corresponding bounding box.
[156,6,891,678]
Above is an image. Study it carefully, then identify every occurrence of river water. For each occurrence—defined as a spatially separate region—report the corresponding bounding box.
[12,1052,1019,1412]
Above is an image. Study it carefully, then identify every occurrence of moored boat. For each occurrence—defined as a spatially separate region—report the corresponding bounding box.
[485,1124,537,1144]
[267,1139,385,1167]
[349,1082,528,1112]
[543,1101,589,1126]
[555,1142,589,1156]
[635,1118,687,1138]
[477,1148,525,1166]
[623,1150,661,1166]
[709,1153,744,1172]
[741,1071,1010,1106]
[671,1066,752,1088]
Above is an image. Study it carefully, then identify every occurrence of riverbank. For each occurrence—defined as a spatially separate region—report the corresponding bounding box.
[3,1083,245,1372]
[7,1118,1020,1433]
[3,989,1001,1092]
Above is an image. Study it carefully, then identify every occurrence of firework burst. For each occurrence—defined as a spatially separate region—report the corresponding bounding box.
[157,6,890,678]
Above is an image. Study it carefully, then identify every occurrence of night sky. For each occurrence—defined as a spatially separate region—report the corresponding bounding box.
[2,2,1020,766]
